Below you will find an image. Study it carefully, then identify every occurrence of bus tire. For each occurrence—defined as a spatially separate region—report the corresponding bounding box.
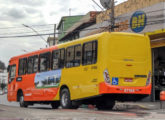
[19,93,28,108]
[51,102,60,109]
[71,101,80,109]
[60,88,72,109]
[96,100,115,110]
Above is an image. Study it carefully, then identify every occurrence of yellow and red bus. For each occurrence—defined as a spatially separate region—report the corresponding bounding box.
[8,32,152,109]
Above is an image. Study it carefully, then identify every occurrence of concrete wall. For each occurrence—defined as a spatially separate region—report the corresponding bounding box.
[80,2,165,37]
[97,0,165,23]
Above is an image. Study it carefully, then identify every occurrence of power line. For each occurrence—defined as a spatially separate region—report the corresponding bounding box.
[0,29,54,35]
[0,27,106,39]
[91,0,104,11]
[0,8,164,31]
[0,33,55,38]
[22,24,48,43]
[0,9,165,39]
[0,18,165,39]
[0,24,54,30]
[0,9,164,36]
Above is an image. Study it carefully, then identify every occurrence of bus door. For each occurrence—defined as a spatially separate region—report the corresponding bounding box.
[8,64,17,101]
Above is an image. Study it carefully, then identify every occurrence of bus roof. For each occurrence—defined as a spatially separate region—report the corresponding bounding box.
[9,32,145,61]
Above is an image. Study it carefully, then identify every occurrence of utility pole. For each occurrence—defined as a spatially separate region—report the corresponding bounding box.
[110,0,115,32]
[54,24,56,45]
[69,8,71,16]
[99,0,115,32]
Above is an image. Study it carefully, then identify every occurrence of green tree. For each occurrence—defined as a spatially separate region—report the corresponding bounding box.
[0,60,5,70]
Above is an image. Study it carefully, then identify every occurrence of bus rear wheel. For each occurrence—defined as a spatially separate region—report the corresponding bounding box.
[60,88,72,109]
[19,93,28,108]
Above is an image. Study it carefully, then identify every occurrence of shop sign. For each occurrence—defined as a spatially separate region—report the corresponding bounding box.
[130,11,147,33]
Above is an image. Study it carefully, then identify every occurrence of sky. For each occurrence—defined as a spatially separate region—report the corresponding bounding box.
[0,0,127,66]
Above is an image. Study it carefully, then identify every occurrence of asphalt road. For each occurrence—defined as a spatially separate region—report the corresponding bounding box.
[0,94,19,107]
[0,103,165,120]
[0,94,51,108]
[1,94,165,120]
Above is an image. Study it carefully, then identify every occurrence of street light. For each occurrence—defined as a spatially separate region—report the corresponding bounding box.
[22,24,48,47]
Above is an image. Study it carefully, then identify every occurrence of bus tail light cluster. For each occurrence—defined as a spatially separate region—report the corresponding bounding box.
[146,71,151,86]
[103,69,111,84]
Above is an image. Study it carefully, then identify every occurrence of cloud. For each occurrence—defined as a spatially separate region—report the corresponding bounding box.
[7,8,27,19]
[5,0,45,7]
[24,7,40,15]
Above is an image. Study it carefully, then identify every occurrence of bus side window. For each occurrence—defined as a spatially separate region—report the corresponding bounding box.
[39,52,51,72]
[74,45,81,67]
[33,55,39,73]
[92,41,97,64]
[83,41,97,65]
[28,57,33,74]
[52,49,65,70]
[9,65,16,83]
[18,58,27,75]
[52,50,60,70]
[66,46,74,68]
[60,49,65,68]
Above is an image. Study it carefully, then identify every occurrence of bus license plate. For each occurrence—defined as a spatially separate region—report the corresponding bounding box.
[124,89,135,93]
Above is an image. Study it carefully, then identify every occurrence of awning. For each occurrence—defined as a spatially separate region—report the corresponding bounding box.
[145,29,165,48]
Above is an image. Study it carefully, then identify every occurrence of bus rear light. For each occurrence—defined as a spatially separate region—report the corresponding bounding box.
[146,71,151,86]
[103,69,111,84]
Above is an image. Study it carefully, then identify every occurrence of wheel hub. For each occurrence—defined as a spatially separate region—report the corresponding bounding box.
[62,92,68,106]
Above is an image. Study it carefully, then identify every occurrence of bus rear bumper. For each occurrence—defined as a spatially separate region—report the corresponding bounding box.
[99,82,151,95]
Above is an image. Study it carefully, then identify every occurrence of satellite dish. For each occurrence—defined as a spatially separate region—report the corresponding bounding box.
[100,0,112,9]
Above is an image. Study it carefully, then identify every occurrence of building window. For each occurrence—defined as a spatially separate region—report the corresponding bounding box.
[18,58,27,75]
[83,41,97,65]
[39,52,51,72]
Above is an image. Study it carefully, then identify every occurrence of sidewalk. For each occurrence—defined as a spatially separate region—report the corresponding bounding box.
[121,101,165,110]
